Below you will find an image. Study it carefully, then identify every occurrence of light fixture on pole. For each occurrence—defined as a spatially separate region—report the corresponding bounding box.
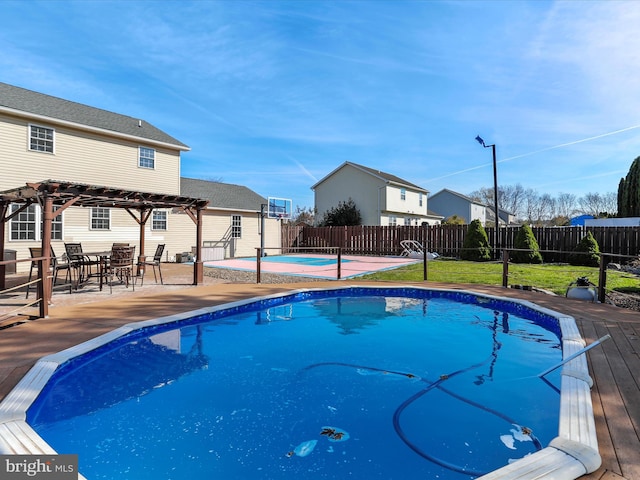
[475,135,500,259]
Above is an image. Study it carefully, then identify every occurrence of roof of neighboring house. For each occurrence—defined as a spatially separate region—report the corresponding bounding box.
[429,188,485,205]
[0,82,189,150]
[181,177,266,212]
[312,161,428,193]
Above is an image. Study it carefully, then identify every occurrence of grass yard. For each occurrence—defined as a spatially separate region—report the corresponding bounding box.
[361,258,640,296]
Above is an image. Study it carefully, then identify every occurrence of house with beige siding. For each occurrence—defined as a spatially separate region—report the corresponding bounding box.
[0,82,279,272]
[180,178,280,259]
[312,161,442,226]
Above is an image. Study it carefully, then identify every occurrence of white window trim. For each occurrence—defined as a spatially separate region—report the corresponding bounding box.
[28,123,55,154]
[90,207,111,231]
[231,215,242,239]
[9,204,63,241]
[138,146,156,169]
[151,209,168,231]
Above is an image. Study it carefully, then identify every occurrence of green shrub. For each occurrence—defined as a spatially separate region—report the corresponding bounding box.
[510,225,543,264]
[568,232,600,267]
[460,219,491,261]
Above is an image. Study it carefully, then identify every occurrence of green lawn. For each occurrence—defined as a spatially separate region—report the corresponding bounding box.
[361,258,640,296]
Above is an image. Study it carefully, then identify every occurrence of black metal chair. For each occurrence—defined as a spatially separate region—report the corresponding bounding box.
[64,242,100,287]
[139,244,165,285]
[50,246,72,294]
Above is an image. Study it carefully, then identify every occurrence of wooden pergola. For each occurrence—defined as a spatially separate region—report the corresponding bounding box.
[0,180,209,316]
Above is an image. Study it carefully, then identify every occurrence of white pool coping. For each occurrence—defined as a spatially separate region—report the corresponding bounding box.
[0,285,601,479]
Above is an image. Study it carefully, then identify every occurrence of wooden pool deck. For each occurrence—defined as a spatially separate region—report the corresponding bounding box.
[0,265,638,479]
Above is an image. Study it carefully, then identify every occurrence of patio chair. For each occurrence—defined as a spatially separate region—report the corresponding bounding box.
[106,245,136,293]
[64,242,101,286]
[139,244,165,285]
[399,240,439,260]
[50,246,72,294]
[25,247,42,299]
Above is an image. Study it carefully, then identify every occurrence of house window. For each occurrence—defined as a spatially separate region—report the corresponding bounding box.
[29,125,55,153]
[50,207,63,240]
[91,207,110,230]
[231,215,242,238]
[419,193,423,207]
[404,218,411,226]
[400,188,406,201]
[10,204,63,240]
[389,215,397,226]
[10,204,36,240]
[152,210,167,230]
[139,146,155,169]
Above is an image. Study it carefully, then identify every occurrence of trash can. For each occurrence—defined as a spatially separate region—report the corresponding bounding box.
[175,253,183,263]
[3,249,17,274]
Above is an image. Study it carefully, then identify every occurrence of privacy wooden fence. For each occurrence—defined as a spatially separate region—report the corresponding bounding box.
[281,224,640,261]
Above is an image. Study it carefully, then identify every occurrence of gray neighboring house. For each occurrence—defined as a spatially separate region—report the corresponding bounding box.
[428,189,487,225]
[429,189,516,226]
[180,178,281,259]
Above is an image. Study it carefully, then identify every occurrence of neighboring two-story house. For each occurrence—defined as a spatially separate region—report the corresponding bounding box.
[0,82,279,272]
[428,189,487,225]
[312,162,442,226]
[429,189,515,226]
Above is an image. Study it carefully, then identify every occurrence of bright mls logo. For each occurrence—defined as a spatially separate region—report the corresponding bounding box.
[1,455,78,479]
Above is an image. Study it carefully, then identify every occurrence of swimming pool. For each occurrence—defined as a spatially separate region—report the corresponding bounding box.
[0,286,600,480]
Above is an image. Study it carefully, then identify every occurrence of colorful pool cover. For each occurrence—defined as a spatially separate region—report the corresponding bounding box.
[203,254,421,279]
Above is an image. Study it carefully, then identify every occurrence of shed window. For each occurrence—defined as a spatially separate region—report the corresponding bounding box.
[29,125,55,153]
[91,207,110,230]
[231,215,242,238]
[139,147,155,169]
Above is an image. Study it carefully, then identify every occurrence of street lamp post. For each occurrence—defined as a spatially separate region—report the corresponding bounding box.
[475,135,500,259]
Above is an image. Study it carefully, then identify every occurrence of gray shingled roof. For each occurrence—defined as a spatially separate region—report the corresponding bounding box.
[181,178,266,212]
[313,161,428,192]
[348,162,426,191]
[0,82,188,149]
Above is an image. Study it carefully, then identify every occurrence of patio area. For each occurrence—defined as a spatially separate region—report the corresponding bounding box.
[0,263,638,479]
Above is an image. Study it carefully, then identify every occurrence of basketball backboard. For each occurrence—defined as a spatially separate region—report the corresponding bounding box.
[267,197,292,219]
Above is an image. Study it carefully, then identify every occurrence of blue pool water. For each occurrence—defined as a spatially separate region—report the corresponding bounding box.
[240,255,352,266]
[27,288,562,480]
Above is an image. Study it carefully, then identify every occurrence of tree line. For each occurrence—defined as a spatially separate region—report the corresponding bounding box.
[467,185,617,226]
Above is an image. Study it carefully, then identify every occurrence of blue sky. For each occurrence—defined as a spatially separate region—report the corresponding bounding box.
[2,0,640,211]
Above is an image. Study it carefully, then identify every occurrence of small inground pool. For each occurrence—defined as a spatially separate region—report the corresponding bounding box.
[0,286,601,480]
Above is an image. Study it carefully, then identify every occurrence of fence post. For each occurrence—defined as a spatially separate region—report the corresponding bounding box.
[598,253,607,303]
[423,241,428,281]
[502,250,509,288]
[256,248,261,284]
[337,247,342,280]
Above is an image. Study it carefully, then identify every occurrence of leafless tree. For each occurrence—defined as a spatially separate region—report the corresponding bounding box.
[555,192,578,219]
[578,192,607,217]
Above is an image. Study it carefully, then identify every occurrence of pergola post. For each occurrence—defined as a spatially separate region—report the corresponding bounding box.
[40,193,53,318]
[194,207,203,285]
[0,202,6,291]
